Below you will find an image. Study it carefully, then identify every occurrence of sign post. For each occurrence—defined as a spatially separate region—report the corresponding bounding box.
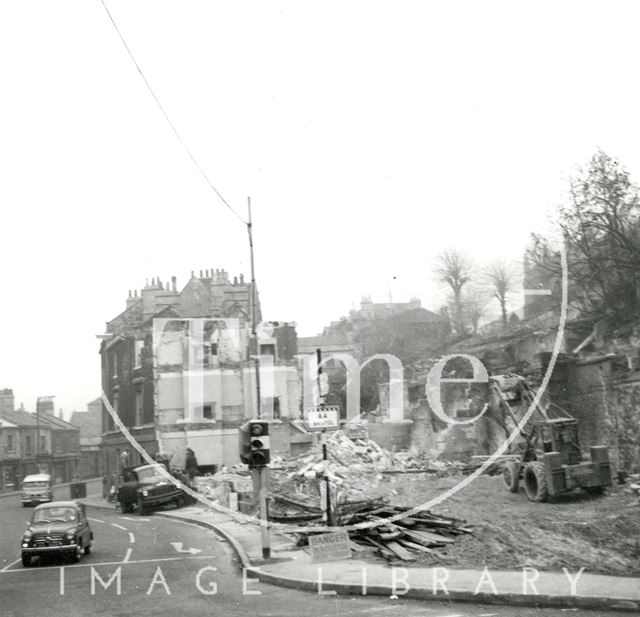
[304,410,339,525]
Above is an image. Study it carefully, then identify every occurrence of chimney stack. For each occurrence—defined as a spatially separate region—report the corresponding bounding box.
[200,270,203,278]
[171,276,177,292]
[239,273,244,284]
[233,276,238,285]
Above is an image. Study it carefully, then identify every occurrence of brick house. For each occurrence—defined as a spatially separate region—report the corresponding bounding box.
[100,270,304,475]
[0,392,80,488]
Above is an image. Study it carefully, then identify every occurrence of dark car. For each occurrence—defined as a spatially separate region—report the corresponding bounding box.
[21,501,93,567]
[117,463,187,515]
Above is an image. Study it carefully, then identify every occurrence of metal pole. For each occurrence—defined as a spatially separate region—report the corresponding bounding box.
[247,197,261,419]
[316,349,332,526]
[259,467,271,559]
[247,197,270,558]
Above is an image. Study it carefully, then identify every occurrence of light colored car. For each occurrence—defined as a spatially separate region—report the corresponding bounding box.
[21,501,93,567]
[21,473,53,507]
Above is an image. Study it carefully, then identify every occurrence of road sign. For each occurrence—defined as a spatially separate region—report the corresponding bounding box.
[308,530,352,562]
[304,405,339,431]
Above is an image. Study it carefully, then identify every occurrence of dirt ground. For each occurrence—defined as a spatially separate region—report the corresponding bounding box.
[370,473,640,575]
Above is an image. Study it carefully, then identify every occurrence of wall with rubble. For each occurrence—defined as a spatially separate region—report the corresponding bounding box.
[609,374,640,473]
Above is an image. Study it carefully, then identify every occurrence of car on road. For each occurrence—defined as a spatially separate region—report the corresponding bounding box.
[21,501,93,567]
[21,473,53,507]
[117,463,187,515]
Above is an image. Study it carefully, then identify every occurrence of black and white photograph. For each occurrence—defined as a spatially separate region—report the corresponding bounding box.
[1,2,639,616]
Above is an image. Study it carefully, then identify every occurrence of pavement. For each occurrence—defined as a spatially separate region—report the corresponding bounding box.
[78,493,640,613]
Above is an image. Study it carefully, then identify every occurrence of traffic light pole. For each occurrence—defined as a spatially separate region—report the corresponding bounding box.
[247,197,270,559]
[258,467,270,559]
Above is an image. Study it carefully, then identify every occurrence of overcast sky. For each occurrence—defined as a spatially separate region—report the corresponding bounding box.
[2,1,640,416]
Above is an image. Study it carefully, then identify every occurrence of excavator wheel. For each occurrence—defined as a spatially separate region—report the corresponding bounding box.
[524,461,549,502]
[502,462,520,493]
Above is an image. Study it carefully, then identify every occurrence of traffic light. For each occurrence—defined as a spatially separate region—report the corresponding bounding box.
[238,420,270,468]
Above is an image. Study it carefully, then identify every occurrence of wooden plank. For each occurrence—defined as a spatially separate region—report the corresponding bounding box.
[397,539,438,554]
[364,537,397,560]
[378,530,402,541]
[401,530,441,547]
[410,530,455,544]
[402,529,446,547]
[384,541,416,562]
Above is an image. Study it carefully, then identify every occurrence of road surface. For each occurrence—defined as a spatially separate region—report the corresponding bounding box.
[0,493,627,617]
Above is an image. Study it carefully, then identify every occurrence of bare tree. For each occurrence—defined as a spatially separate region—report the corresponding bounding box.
[462,291,486,335]
[435,249,472,334]
[485,261,515,330]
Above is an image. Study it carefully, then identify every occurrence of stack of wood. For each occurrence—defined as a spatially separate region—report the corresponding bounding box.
[296,503,472,562]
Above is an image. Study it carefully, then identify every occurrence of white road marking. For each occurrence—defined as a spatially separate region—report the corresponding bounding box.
[0,555,213,573]
[0,558,21,573]
[123,547,132,562]
[88,518,104,524]
[128,532,135,543]
[170,541,202,555]
[479,614,499,616]
[120,516,150,522]
[111,523,127,531]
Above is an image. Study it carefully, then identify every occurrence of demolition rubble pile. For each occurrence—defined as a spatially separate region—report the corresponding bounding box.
[266,431,515,520]
[268,431,393,520]
[296,503,472,562]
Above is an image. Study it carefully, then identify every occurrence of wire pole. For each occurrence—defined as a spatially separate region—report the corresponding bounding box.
[247,197,261,419]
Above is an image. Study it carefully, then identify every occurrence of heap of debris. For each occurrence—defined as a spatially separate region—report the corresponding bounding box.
[268,431,393,518]
[296,503,472,562]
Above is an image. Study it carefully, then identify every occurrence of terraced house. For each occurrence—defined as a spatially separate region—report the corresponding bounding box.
[100,270,304,476]
[0,389,81,490]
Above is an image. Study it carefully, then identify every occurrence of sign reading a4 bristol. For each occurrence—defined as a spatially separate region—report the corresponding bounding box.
[304,405,339,431]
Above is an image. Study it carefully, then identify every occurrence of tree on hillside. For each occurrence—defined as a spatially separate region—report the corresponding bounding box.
[485,261,516,330]
[527,150,640,325]
[462,291,487,335]
[435,249,473,335]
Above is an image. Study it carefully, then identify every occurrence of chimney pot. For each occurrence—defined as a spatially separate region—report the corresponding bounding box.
[171,276,177,292]
[200,270,203,278]
[233,276,238,285]
[191,270,195,278]
[239,274,244,284]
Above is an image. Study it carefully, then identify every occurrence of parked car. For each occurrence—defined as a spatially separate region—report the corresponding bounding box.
[117,463,187,515]
[21,473,53,507]
[21,501,93,567]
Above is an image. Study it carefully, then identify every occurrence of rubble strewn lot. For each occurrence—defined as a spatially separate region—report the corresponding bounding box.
[197,431,640,575]
[388,474,640,575]
[267,431,640,575]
